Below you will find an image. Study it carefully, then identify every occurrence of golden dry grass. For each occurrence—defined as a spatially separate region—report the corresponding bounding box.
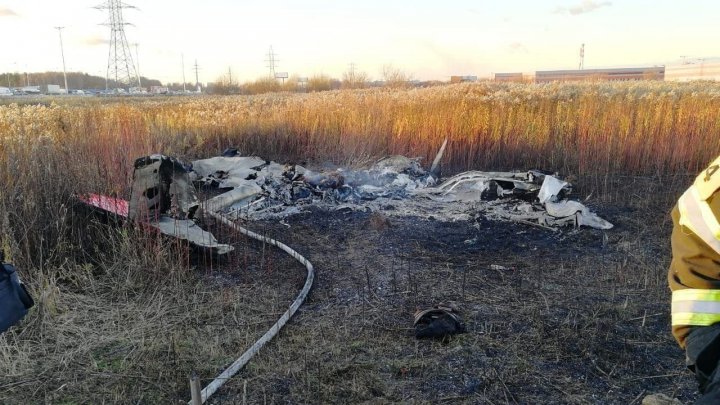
[2,81,719,190]
[0,81,718,403]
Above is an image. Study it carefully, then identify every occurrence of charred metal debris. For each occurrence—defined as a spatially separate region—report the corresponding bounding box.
[414,303,466,339]
[80,143,612,256]
[189,147,613,230]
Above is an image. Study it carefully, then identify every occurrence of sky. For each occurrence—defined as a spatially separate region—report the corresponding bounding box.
[1,0,719,85]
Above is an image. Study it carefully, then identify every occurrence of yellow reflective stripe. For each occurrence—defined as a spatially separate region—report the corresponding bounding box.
[672,289,720,326]
[673,289,720,302]
[678,190,696,231]
[673,300,720,314]
[693,187,720,240]
[678,187,720,255]
[672,312,720,326]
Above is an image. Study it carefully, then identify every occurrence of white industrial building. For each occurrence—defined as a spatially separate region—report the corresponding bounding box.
[665,61,720,82]
[494,60,720,83]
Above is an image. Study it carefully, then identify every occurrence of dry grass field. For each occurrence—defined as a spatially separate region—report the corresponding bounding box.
[1,81,720,403]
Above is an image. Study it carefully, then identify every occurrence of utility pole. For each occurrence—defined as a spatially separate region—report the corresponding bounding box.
[265,46,278,78]
[8,62,16,88]
[193,59,201,92]
[54,26,69,93]
[579,43,585,70]
[228,67,232,84]
[134,43,142,88]
[181,53,186,92]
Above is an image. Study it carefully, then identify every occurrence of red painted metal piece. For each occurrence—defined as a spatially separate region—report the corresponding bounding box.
[78,194,129,218]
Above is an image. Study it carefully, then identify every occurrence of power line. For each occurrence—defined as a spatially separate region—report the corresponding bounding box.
[95,0,139,90]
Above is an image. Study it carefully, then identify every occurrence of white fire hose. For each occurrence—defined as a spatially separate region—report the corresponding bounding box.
[189,211,315,404]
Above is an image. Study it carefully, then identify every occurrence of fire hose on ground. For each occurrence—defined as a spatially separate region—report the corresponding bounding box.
[188,211,315,404]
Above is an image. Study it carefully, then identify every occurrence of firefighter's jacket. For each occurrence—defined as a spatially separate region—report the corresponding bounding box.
[670,156,720,347]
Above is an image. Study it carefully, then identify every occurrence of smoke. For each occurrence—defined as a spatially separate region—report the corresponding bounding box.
[0,7,19,17]
[555,0,612,16]
[83,36,109,46]
[509,42,529,53]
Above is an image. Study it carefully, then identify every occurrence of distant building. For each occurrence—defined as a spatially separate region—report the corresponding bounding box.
[535,67,664,83]
[521,72,536,82]
[493,73,523,82]
[450,75,478,83]
[493,72,536,83]
[665,61,720,82]
[493,67,664,83]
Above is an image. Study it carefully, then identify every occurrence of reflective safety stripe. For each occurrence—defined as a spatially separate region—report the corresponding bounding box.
[674,289,720,302]
[678,186,720,256]
[672,289,720,326]
[673,300,720,314]
[672,313,720,326]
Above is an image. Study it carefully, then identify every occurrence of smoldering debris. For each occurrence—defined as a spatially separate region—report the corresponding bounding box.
[190,154,437,218]
[191,152,613,231]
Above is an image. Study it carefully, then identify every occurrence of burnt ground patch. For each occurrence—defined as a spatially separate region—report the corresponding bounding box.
[205,201,697,404]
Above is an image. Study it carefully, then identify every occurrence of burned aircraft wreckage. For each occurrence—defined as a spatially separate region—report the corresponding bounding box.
[75,143,614,402]
[81,142,612,254]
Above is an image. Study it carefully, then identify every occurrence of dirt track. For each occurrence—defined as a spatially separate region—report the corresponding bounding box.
[207,197,696,404]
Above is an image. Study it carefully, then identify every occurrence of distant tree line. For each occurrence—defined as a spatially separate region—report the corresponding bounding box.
[0,71,161,90]
[206,64,431,96]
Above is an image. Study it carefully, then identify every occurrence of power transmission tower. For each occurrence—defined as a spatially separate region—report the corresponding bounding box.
[95,0,139,90]
[579,43,585,70]
[265,46,278,78]
[193,59,201,92]
[348,62,356,79]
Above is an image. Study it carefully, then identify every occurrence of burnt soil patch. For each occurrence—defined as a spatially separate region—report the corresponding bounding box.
[207,200,696,404]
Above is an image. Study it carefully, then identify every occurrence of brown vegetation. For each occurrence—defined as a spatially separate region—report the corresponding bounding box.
[1,81,719,402]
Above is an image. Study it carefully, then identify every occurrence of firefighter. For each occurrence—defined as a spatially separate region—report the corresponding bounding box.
[669,155,720,403]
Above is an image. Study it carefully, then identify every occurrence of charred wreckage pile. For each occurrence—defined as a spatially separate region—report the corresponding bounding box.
[62,143,616,401]
[80,142,612,254]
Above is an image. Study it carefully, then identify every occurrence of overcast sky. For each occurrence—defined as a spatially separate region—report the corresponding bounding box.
[1,0,719,84]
